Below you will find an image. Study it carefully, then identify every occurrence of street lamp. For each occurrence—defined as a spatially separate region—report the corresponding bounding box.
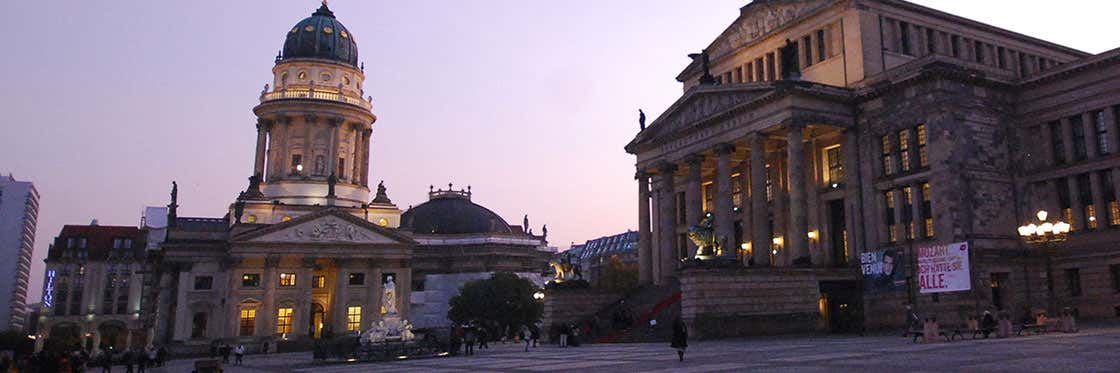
[1016,210,1070,314]
[533,291,545,301]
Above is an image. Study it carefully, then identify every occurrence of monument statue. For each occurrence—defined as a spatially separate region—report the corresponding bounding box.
[326,172,338,198]
[523,215,530,231]
[689,49,717,85]
[779,39,801,80]
[372,180,392,204]
[542,224,548,240]
[639,109,646,130]
[687,213,725,259]
[383,275,398,315]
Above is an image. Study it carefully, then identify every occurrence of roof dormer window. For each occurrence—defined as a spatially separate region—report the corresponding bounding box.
[113,238,132,249]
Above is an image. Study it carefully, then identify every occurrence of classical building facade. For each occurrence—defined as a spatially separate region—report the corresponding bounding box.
[38,224,151,351]
[627,0,1120,335]
[0,174,39,331]
[141,4,549,351]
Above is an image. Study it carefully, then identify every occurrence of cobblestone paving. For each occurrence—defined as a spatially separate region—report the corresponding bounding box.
[153,327,1120,372]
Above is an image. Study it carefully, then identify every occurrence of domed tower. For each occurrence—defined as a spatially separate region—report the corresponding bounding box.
[251,2,374,206]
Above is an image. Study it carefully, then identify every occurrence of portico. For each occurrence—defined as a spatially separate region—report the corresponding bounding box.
[629,82,858,285]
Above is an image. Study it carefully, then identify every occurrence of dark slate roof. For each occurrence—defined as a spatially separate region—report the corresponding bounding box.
[280,4,359,67]
[47,225,146,261]
[400,195,513,235]
[572,231,637,261]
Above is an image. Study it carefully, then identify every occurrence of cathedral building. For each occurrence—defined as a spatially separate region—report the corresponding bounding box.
[31,4,549,352]
[627,0,1120,336]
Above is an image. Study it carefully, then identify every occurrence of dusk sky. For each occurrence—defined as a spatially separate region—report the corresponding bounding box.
[3,0,1117,301]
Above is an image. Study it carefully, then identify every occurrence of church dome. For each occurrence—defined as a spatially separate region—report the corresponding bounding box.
[280,3,359,67]
[400,188,513,235]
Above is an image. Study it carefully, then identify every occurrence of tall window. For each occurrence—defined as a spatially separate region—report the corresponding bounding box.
[921,183,934,238]
[1078,174,1095,229]
[347,306,362,331]
[917,124,928,167]
[279,273,297,287]
[899,21,912,55]
[825,145,843,186]
[765,165,774,202]
[1071,115,1087,161]
[881,135,895,176]
[755,57,765,82]
[348,272,365,286]
[816,29,827,62]
[1065,268,1082,297]
[803,35,814,67]
[338,158,346,178]
[1105,170,1120,226]
[276,307,293,334]
[192,313,208,339]
[997,46,1007,69]
[703,183,714,213]
[194,276,213,290]
[290,154,303,175]
[313,275,326,289]
[745,62,755,82]
[925,29,936,55]
[676,192,687,224]
[70,275,84,316]
[102,271,116,314]
[974,41,985,64]
[885,191,897,243]
[1049,122,1066,165]
[766,53,776,81]
[1094,110,1110,155]
[239,308,257,336]
[902,187,914,240]
[731,174,743,208]
[898,129,911,172]
[116,275,129,314]
[1057,180,1074,231]
[950,35,960,58]
[54,281,68,316]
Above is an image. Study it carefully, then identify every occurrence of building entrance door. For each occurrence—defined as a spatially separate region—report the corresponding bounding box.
[310,303,325,338]
[828,200,847,266]
[819,281,862,333]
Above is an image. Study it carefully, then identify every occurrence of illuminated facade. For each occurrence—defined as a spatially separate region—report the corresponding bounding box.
[0,174,38,331]
[628,0,1120,336]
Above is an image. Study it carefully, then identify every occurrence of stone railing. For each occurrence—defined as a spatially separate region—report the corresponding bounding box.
[260,87,372,110]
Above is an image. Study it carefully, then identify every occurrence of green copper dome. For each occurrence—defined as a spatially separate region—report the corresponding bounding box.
[280,4,359,67]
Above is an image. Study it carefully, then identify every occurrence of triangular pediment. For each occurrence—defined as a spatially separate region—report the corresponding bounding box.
[234,209,414,245]
[629,86,772,150]
[710,0,832,59]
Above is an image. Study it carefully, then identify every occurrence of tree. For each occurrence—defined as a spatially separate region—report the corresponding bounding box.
[447,272,543,335]
[594,255,639,294]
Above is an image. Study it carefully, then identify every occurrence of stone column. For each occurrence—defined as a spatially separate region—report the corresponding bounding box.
[787,125,809,264]
[637,171,653,284]
[278,118,291,178]
[332,261,349,333]
[1060,117,1075,163]
[739,160,752,263]
[296,258,315,338]
[173,269,192,341]
[841,128,863,264]
[684,154,704,259]
[304,115,316,176]
[714,143,736,260]
[910,184,924,239]
[656,162,679,283]
[352,124,362,183]
[1068,176,1085,231]
[1090,172,1107,228]
[327,119,341,178]
[749,134,772,266]
[254,120,269,177]
[362,129,372,186]
[366,265,382,327]
[262,256,279,337]
[1039,121,1055,167]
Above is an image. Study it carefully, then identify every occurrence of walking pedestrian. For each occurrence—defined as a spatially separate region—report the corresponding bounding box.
[220,344,231,364]
[156,346,167,367]
[521,325,531,352]
[464,326,477,356]
[671,318,688,362]
[234,344,245,365]
[558,323,570,348]
[478,327,489,350]
[530,324,540,348]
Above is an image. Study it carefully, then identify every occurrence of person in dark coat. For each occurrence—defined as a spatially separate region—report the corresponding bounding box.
[670,318,688,362]
[981,310,998,338]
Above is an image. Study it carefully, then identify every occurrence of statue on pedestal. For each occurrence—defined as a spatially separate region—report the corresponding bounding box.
[383,275,398,315]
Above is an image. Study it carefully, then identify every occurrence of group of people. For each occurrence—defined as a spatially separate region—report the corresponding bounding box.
[448,323,542,355]
[209,343,247,365]
[0,345,169,373]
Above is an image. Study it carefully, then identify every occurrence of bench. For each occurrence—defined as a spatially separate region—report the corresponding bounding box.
[1016,324,1045,336]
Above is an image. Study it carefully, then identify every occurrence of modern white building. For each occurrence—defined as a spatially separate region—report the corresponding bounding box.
[0,173,40,331]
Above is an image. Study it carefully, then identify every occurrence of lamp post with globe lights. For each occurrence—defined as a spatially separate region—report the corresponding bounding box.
[1016,210,1071,313]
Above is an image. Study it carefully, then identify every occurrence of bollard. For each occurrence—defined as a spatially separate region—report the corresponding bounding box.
[997,316,1012,338]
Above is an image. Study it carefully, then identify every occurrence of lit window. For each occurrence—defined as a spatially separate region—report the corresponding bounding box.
[246,215,257,223]
[885,191,897,243]
[899,129,911,172]
[276,307,293,334]
[1110,201,1120,227]
[881,135,894,176]
[312,275,326,289]
[279,273,297,287]
[825,145,843,185]
[297,71,307,80]
[1087,205,1098,229]
[702,182,714,213]
[241,273,261,288]
[921,183,934,238]
[347,306,362,331]
[917,124,928,167]
[348,272,365,286]
[239,308,257,336]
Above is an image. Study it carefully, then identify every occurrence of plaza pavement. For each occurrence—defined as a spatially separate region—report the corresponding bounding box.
[152,326,1120,372]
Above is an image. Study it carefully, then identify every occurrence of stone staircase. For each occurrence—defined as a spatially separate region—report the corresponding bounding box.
[590,280,682,344]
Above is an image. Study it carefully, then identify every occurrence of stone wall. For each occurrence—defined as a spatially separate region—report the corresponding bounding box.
[539,289,620,342]
[679,268,827,339]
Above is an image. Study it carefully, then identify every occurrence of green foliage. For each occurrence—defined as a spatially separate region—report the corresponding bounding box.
[594,256,638,294]
[0,330,33,354]
[447,272,543,332]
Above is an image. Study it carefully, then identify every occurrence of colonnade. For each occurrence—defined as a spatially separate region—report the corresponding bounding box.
[253,117,372,186]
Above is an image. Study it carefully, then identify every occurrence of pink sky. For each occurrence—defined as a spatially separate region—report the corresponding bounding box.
[3,0,1117,302]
